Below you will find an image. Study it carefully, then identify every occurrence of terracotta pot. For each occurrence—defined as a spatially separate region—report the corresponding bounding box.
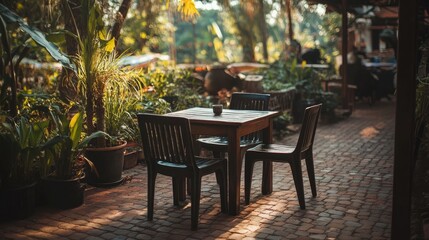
[123,150,138,170]
[204,66,238,95]
[85,142,127,187]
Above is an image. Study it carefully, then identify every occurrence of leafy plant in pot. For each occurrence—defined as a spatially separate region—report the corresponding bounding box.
[42,111,105,209]
[75,1,144,186]
[0,4,75,218]
[0,117,47,220]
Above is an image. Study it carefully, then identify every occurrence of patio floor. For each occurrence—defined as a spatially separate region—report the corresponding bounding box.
[0,99,396,239]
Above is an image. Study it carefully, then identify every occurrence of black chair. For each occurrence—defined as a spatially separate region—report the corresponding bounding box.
[197,92,270,159]
[244,104,322,210]
[137,113,228,230]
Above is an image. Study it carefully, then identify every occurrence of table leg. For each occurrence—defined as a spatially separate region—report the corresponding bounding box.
[228,130,242,215]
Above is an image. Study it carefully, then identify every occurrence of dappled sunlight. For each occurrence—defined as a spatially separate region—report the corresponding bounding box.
[360,126,380,138]
[360,121,386,138]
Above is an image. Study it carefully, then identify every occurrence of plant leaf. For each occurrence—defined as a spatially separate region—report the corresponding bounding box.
[69,112,82,149]
[0,4,75,70]
[46,32,66,44]
[105,38,115,53]
[77,131,107,149]
[43,135,64,150]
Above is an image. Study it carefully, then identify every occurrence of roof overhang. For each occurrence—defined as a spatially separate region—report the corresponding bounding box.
[308,0,398,16]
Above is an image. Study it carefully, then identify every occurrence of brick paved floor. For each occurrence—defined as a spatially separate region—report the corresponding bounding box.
[0,100,395,239]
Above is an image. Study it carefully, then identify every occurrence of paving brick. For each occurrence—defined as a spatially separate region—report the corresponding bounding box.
[0,100,395,239]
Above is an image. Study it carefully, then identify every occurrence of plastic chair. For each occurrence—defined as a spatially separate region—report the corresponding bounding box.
[244,104,322,210]
[197,92,270,159]
[137,113,228,230]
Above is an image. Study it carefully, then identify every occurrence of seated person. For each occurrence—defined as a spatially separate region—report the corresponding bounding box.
[302,48,321,64]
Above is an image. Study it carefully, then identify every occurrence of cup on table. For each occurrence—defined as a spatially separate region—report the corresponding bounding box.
[212,104,223,116]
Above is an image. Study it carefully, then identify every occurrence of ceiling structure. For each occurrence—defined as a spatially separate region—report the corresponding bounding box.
[308,0,398,13]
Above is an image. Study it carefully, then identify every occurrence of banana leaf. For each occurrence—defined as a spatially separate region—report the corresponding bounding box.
[0,4,75,71]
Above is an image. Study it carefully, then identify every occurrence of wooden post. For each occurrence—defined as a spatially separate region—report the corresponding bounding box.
[341,0,349,109]
[391,0,418,238]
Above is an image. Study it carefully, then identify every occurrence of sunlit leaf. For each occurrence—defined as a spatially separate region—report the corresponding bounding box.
[16,3,23,11]
[139,32,147,39]
[46,32,66,44]
[211,22,223,39]
[69,112,83,149]
[105,38,115,53]
[177,0,199,20]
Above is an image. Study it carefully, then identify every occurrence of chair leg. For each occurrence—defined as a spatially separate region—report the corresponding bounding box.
[290,159,306,210]
[214,152,227,186]
[190,176,202,230]
[173,177,186,206]
[212,151,224,158]
[215,164,228,213]
[244,157,256,205]
[147,170,157,221]
[305,152,317,197]
[187,178,191,196]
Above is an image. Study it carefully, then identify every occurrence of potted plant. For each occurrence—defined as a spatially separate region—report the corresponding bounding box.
[103,73,144,171]
[74,1,145,186]
[0,117,47,220]
[41,110,105,209]
[0,5,76,217]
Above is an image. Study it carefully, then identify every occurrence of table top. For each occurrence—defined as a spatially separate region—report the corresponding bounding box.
[363,62,396,68]
[304,64,329,69]
[165,107,279,126]
[296,64,329,69]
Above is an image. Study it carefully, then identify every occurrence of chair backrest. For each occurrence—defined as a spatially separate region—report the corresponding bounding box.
[229,93,270,143]
[267,87,296,112]
[296,104,322,153]
[137,113,196,169]
[230,92,270,111]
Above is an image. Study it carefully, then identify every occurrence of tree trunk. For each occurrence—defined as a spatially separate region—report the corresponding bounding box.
[59,0,81,102]
[95,82,106,148]
[285,0,294,41]
[111,0,132,47]
[192,21,197,64]
[223,1,256,62]
[258,0,268,62]
[9,59,17,117]
[168,6,176,64]
[236,20,255,62]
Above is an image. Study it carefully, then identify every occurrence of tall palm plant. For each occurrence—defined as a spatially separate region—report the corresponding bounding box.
[75,0,114,147]
[76,0,147,147]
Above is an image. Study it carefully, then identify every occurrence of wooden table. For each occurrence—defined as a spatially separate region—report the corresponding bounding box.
[363,62,396,68]
[302,63,329,69]
[166,107,279,215]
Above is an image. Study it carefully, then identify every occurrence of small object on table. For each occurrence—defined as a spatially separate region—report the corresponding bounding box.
[212,104,223,116]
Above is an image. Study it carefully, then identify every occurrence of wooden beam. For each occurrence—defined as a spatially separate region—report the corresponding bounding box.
[391,0,418,238]
[341,0,349,109]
